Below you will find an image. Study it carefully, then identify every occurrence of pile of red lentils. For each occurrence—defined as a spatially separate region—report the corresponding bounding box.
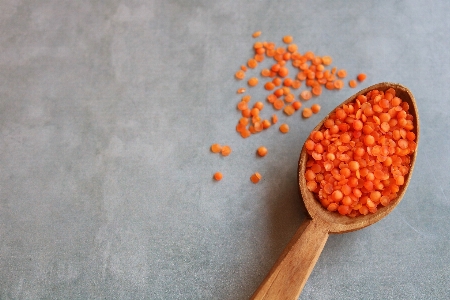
[212,31,367,185]
[304,88,417,216]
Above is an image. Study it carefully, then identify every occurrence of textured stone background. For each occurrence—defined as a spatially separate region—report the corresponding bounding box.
[0,0,449,299]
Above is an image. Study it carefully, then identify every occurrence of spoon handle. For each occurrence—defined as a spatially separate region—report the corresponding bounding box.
[251,219,329,300]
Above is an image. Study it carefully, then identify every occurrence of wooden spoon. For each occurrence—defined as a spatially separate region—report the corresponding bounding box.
[251,82,420,300]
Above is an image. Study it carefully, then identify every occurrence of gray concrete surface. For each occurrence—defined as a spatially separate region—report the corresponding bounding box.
[0,0,449,299]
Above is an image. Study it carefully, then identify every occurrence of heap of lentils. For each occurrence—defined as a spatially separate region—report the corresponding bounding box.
[212,31,367,183]
[234,32,366,139]
[304,88,417,216]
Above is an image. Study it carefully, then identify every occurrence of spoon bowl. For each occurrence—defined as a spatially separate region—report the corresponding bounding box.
[251,82,419,299]
[300,82,419,233]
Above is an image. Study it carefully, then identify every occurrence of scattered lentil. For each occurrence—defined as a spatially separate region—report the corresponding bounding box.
[357,73,367,82]
[311,104,321,114]
[303,107,313,118]
[279,123,289,133]
[257,146,268,157]
[221,145,232,156]
[214,172,223,181]
[250,172,262,183]
[211,144,222,153]
[252,31,262,38]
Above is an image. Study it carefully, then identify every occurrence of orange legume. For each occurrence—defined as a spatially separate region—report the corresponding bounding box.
[312,85,322,96]
[237,101,248,111]
[248,77,258,87]
[311,104,321,114]
[284,105,295,116]
[293,101,302,110]
[247,58,258,69]
[300,90,312,100]
[291,80,301,89]
[257,146,268,157]
[252,31,261,38]
[273,99,284,110]
[349,79,357,88]
[239,117,248,125]
[250,172,262,183]
[254,43,263,50]
[272,114,278,124]
[221,145,232,156]
[261,69,271,77]
[337,69,347,78]
[287,44,298,53]
[267,94,276,103]
[283,35,293,44]
[357,73,367,81]
[322,56,332,65]
[276,47,285,55]
[273,77,282,87]
[279,123,289,133]
[253,101,264,111]
[334,80,344,89]
[241,108,251,118]
[211,143,222,153]
[235,70,245,80]
[213,172,223,181]
[284,93,295,103]
[282,87,291,95]
[353,119,363,131]
[265,82,275,91]
[302,107,313,118]
[278,67,289,77]
[271,63,281,72]
[236,123,246,132]
[240,129,250,138]
[283,78,293,87]
[297,71,307,80]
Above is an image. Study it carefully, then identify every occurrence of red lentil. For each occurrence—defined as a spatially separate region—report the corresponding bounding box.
[250,172,262,183]
[235,70,245,80]
[293,101,302,110]
[322,56,332,65]
[357,73,367,81]
[214,172,223,181]
[284,105,295,116]
[311,104,321,114]
[302,108,313,118]
[279,123,289,133]
[221,145,232,156]
[247,58,258,69]
[248,77,258,87]
[211,144,222,153]
[257,146,268,157]
[337,69,347,78]
[300,90,312,100]
[283,35,293,44]
[252,31,262,38]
